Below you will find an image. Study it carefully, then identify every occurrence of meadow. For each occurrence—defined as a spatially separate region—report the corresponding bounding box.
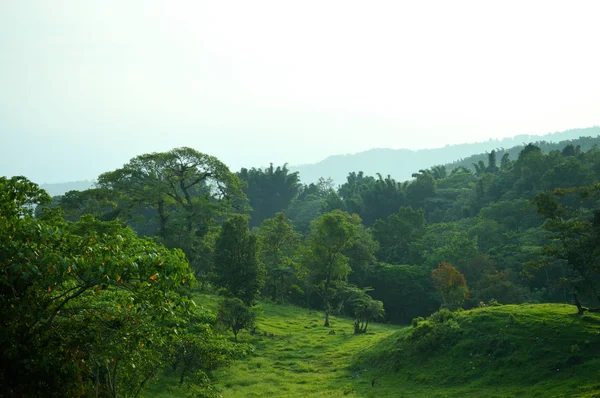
[147,295,600,397]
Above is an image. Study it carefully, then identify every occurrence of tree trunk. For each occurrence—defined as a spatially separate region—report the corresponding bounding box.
[574,292,586,315]
[324,308,330,327]
[157,200,168,239]
[95,365,100,398]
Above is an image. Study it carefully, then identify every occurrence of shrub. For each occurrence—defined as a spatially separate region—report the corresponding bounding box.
[410,309,462,353]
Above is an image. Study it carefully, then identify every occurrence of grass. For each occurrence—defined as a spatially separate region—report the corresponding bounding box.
[147,297,600,397]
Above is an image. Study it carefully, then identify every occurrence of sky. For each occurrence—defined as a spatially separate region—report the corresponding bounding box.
[1,0,599,183]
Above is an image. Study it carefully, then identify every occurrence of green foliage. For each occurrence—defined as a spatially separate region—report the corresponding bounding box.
[303,210,363,326]
[371,206,425,264]
[431,262,470,310]
[532,184,600,309]
[217,298,258,341]
[0,175,50,217]
[366,264,439,323]
[285,178,334,234]
[97,147,246,277]
[0,176,209,397]
[352,294,385,334]
[213,215,265,305]
[409,308,462,353]
[256,212,301,302]
[238,164,300,227]
[359,304,600,397]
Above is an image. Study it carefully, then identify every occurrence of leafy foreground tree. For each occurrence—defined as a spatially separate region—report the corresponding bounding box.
[431,261,470,310]
[0,176,244,397]
[170,307,251,388]
[217,298,258,341]
[213,215,265,305]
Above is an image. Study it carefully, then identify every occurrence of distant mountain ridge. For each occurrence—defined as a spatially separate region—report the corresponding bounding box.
[40,180,96,197]
[289,126,600,185]
[36,126,600,196]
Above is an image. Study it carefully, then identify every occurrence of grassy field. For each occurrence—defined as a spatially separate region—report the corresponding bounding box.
[147,296,600,397]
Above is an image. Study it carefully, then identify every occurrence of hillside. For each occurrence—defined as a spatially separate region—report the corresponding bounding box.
[290,126,600,185]
[148,296,600,397]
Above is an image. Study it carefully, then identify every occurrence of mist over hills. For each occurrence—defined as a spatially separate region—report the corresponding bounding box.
[37,126,599,196]
[289,126,600,185]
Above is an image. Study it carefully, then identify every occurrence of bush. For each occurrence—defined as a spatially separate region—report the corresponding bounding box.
[410,309,462,353]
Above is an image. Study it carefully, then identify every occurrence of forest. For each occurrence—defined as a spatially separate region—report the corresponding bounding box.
[3,135,600,397]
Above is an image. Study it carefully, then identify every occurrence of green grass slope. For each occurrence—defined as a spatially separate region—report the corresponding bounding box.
[359,304,600,398]
[148,299,600,397]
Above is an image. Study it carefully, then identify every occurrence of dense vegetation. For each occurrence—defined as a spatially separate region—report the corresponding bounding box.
[4,132,600,396]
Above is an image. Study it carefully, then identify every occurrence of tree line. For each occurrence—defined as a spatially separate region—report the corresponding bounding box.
[4,137,600,395]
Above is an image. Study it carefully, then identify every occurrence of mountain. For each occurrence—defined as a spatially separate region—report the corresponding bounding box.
[290,126,600,186]
[39,180,95,197]
[35,126,600,196]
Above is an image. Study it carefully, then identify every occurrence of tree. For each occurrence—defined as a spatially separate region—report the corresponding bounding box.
[217,298,257,341]
[365,264,439,323]
[170,307,251,386]
[359,174,406,226]
[532,186,600,313]
[371,206,426,264]
[97,147,246,278]
[238,163,300,227]
[406,171,436,208]
[285,178,335,234]
[339,286,385,334]
[303,210,360,326]
[431,262,470,310]
[256,212,300,302]
[353,295,385,334]
[53,187,120,222]
[345,224,378,288]
[429,165,448,180]
[0,176,206,397]
[213,215,265,305]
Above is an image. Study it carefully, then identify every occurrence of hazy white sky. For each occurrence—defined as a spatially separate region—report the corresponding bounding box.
[1,0,599,183]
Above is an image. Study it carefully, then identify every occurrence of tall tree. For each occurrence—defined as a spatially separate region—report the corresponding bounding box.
[256,212,300,302]
[238,163,300,227]
[303,210,361,326]
[286,178,335,234]
[97,147,246,278]
[213,215,265,305]
[532,186,600,313]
